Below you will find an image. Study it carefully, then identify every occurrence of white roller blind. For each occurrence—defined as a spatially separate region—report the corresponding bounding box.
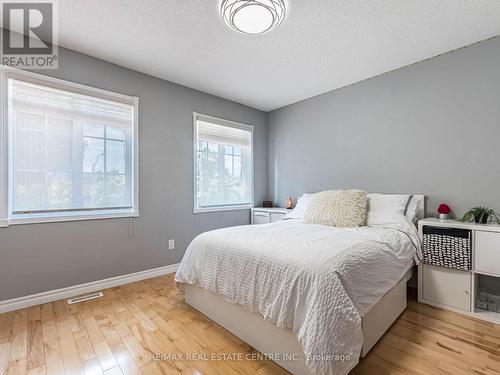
[8,77,135,215]
[196,120,251,146]
[12,80,133,126]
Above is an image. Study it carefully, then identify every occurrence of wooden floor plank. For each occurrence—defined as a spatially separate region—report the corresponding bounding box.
[56,318,84,375]
[26,365,45,375]
[0,342,11,375]
[93,341,118,372]
[8,358,28,375]
[110,344,141,375]
[44,348,65,375]
[1,273,499,374]
[27,320,44,370]
[9,310,28,363]
[82,357,104,375]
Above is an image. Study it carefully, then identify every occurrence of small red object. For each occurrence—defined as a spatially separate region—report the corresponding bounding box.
[437,203,451,214]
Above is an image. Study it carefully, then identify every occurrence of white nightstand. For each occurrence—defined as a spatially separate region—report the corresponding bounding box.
[418,218,500,324]
[251,207,290,225]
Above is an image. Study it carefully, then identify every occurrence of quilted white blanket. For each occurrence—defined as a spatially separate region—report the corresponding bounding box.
[175,219,420,375]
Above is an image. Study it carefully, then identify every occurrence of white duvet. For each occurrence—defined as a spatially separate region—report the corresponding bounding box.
[175,218,421,375]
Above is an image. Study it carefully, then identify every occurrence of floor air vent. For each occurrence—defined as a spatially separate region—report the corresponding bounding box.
[67,292,104,304]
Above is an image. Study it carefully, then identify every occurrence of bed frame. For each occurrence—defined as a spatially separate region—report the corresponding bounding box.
[182,195,425,375]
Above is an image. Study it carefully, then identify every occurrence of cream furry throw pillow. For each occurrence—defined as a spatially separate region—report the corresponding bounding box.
[304,190,368,228]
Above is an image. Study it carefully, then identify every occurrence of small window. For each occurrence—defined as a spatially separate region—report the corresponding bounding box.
[1,71,138,224]
[193,113,253,213]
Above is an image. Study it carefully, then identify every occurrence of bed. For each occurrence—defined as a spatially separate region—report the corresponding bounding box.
[176,194,424,375]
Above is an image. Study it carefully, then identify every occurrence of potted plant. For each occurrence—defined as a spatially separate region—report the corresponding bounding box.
[459,206,500,224]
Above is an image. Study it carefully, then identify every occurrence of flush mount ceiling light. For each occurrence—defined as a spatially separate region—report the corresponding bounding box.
[221,0,287,35]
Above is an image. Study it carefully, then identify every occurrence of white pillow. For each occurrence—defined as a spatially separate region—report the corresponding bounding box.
[283,193,311,220]
[287,192,417,222]
[405,196,419,222]
[367,211,408,226]
[304,190,368,228]
[367,193,411,215]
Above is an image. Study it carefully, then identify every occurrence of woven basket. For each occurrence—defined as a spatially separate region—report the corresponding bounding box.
[422,226,471,271]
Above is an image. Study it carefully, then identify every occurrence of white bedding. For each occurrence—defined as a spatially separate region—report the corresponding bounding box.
[175,218,421,375]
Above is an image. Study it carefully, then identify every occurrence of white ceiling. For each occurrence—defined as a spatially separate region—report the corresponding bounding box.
[58,1,500,112]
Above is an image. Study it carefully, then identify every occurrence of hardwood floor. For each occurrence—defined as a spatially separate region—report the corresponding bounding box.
[1,274,499,375]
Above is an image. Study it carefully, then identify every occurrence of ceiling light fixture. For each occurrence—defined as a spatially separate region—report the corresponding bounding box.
[221,0,286,35]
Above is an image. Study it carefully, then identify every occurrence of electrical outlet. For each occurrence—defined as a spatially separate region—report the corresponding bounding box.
[168,239,175,250]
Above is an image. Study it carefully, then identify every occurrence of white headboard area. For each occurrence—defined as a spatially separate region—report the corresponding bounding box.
[413,194,425,220]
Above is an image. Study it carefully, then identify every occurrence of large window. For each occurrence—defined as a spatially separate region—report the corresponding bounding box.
[1,71,138,224]
[193,113,253,213]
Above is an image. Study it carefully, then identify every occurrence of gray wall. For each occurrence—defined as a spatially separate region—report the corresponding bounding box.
[0,47,267,300]
[268,36,500,218]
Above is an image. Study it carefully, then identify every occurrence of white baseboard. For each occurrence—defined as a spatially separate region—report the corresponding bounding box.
[0,263,179,314]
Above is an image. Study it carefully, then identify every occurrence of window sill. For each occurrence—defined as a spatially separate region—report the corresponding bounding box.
[5,209,139,226]
[193,205,252,214]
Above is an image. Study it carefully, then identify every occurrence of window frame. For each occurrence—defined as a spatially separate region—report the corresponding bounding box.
[193,112,254,214]
[0,67,139,226]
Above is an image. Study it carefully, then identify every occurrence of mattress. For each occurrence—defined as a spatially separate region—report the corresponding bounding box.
[175,218,420,375]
